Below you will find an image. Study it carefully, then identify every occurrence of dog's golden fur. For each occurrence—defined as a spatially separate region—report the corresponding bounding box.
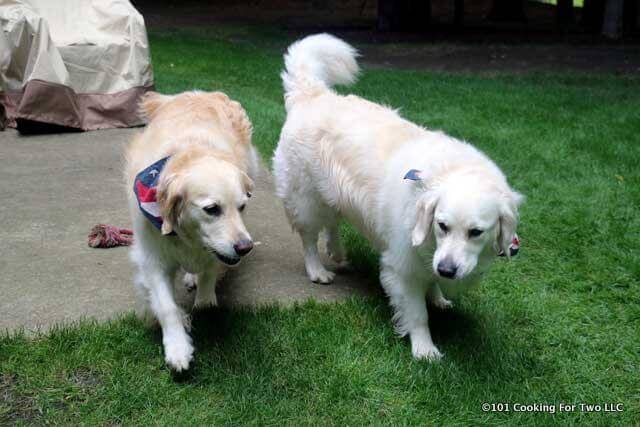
[126,91,253,188]
[125,90,258,371]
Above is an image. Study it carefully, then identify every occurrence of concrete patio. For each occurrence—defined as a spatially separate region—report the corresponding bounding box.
[0,128,374,333]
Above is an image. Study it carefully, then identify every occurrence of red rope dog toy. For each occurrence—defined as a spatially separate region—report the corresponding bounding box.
[88,224,133,248]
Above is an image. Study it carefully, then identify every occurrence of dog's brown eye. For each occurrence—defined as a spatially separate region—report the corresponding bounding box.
[246,192,252,198]
[203,204,222,216]
[469,228,483,238]
[438,222,448,233]
[239,203,246,212]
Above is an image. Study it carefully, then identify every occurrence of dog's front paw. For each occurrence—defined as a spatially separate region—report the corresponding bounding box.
[194,290,218,309]
[182,273,198,293]
[308,267,335,284]
[163,336,194,372]
[329,255,352,271]
[433,296,453,310]
[327,249,346,265]
[411,338,443,361]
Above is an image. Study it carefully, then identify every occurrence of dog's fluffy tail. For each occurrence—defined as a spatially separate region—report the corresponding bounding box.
[281,33,359,109]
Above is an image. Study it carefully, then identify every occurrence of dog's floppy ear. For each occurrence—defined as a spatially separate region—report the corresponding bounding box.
[140,92,174,120]
[157,172,185,236]
[412,193,438,247]
[406,169,436,246]
[240,170,254,196]
[497,190,524,257]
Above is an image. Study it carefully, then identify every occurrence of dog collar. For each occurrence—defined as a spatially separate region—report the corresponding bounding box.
[404,169,422,181]
[133,156,175,235]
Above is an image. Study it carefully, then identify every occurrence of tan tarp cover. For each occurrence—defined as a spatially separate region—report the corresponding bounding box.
[0,0,154,131]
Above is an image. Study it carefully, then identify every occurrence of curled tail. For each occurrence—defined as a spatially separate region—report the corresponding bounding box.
[281,33,359,109]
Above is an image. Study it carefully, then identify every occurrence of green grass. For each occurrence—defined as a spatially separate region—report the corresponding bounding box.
[2,27,639,425]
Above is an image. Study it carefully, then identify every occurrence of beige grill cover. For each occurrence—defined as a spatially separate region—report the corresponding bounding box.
[0,0,154,131]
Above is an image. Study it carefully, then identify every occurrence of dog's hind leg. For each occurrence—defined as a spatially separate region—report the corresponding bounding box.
[287,194,335,284]
[325,222,346,265]
[302,226,335,284]
[275,146,335,284]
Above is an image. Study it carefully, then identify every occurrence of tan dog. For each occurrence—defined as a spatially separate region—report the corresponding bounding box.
[126,91,258,371]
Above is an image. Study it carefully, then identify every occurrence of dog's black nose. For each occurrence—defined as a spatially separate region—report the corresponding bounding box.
[437,261,457,279]
[233,239,254,256]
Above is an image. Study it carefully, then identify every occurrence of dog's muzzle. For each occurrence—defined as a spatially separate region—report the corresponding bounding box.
[233,239,254,256]
[437,259,458,279]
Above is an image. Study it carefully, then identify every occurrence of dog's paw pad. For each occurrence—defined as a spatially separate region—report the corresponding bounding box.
[164,341,194,372]
[433,297,453,310]
[412,343,443,361]
[193,297,218,310]
[330,257,352,271]
[309,269,335,284]
[328,251,345,264]
[182,272,198,293]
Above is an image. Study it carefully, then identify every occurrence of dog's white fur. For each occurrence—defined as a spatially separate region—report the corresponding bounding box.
[273,34,523,360]
[126,91,259,371]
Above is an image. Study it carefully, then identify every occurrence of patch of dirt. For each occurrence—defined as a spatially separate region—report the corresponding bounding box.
[68,367,102,390]
[0,369,103,425]
[0,374,42,425]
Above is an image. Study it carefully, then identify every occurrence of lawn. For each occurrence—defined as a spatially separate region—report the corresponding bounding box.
[1,27,639,425]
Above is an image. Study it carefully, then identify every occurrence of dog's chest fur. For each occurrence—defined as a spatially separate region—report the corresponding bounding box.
[173,244,216,274]
[147,227,217,274]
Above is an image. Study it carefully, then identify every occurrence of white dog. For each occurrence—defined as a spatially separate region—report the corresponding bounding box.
[273,34,523,360]
[126,91,259,371]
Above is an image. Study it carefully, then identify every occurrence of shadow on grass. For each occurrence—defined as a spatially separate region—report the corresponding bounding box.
[142,289,543,389]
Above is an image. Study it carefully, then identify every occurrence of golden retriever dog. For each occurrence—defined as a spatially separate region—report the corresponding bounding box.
[126,91,258,371]
[273,34,523,360]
